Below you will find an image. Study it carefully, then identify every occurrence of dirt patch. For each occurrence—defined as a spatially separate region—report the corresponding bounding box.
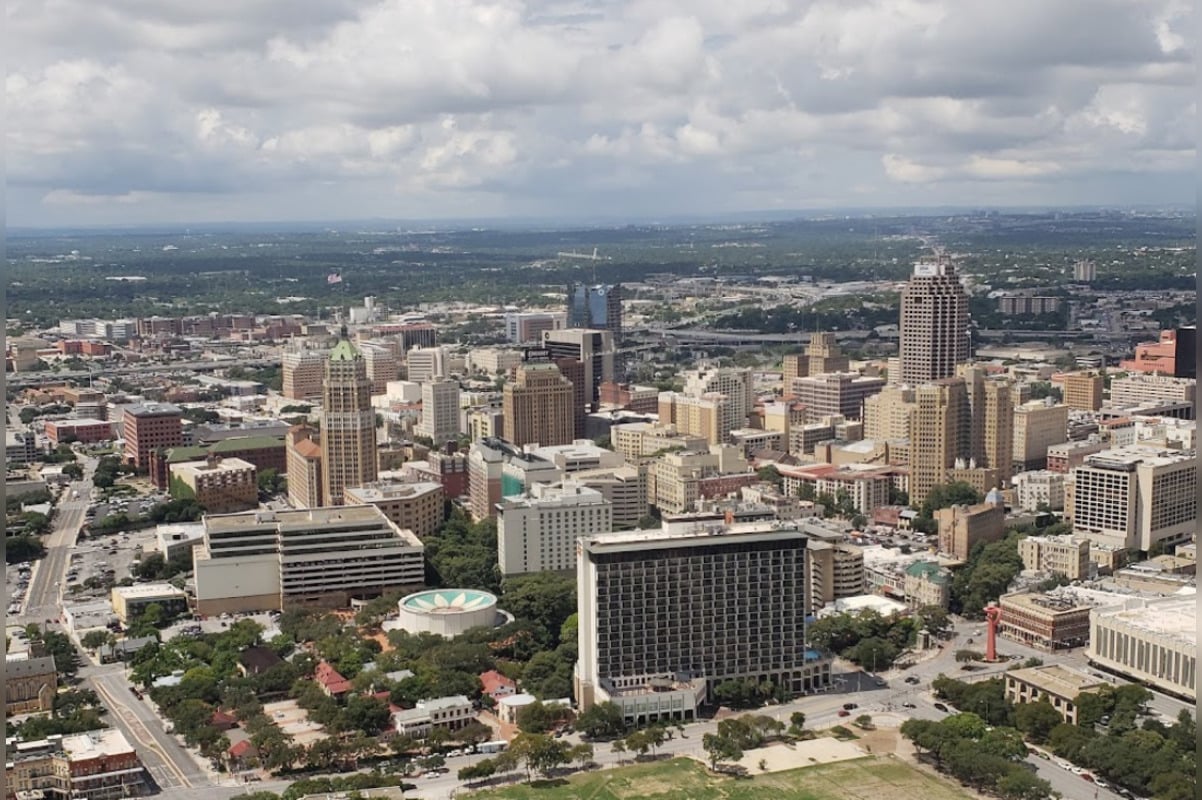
[728,737,866,774]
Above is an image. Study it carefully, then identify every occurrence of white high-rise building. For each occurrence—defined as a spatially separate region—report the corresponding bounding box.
[497,482,612,575]
[417,379,462,445]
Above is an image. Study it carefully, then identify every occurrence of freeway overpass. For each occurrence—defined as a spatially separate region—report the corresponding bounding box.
[7,358,282,388]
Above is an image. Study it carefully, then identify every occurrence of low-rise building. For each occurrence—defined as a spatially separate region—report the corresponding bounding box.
[997,591,1093,651]
[1018,535,1091,580]
[903,560,952,609]
[1088,596,1196,701]
[391,695,475,738]
[5,729,148,800]
[44,418,115,445]
[1011,470,1065,512]
[1003,665,1105,724]
[169,455,258,513]
[110,584,189,624]
[497,482,613,575]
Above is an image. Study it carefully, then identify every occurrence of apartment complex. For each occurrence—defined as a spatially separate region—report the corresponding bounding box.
[497,482,613,574]
[282,348,328,401]
[806,540,865,613]
[1070,447,1198,553]
[898,260,970,384]
[194,505,424,614]
[4,729,147,800]
[169,456,258,513]
[122,402,183,469]
[1018,535,1091,580]
[1088,596,1196,701]
[503,361,576,448]
[576,523,829,724]
[321,338,378,505]
[416,379,462,445]
[343,481,445,539]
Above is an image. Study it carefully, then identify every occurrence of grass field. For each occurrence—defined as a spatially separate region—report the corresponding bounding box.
[465,755,976,800]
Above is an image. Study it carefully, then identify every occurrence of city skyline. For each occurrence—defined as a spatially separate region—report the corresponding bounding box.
[8,0,1194,227]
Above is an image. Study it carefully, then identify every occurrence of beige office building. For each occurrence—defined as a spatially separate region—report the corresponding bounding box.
[321,338,378,505]
[503,361,576,447]
[571,465,648,530]
[658,392,730,445]
[863,385,917,443]
[1011,469,1065,512]
[960,366,1014,485]
[1019,535,1091,580]
[1004,665,1105,724]
[805,332,850,375]
[1012,400,1069,471]
[360,341,400,395]
[898,260,970,384]
[610,422,707,463]
[1070,447,1197,553]
[1109,374,1196,408]
[1061,371,1104,412]
[282,348,328,401]
[286,425,323,509]
[910,378,968,509]
[680,366,754,442]
[194,505,424,614]
[935,500,1005,561]
[343,481,445,539]
[791,373,885,422]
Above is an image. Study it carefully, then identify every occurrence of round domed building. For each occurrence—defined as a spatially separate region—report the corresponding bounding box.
[391,589,508,638]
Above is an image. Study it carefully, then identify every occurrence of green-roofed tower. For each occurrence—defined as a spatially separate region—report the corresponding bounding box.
[321,327,377,505]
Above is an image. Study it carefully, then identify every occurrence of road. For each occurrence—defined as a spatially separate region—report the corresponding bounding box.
[18,472,93,624]
[87,667,211,793]
[7,357,280,388]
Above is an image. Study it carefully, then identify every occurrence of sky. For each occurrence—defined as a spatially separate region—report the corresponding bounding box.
[6,0,1196,227]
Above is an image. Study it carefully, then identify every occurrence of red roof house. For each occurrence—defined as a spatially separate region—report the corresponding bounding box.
[479,669,517,699]
[315,661,352,697]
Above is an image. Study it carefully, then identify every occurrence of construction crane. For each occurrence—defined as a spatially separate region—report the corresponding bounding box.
[556,247,606,261]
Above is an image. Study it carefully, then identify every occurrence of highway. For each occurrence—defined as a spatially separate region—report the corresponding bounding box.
[7,357,280,388]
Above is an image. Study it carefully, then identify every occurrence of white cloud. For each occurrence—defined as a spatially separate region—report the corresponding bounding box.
[5,0,1195,225]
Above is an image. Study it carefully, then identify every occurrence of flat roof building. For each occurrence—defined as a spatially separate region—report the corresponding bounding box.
[110,584,189,624]
[498,482,612,575]
[576,521,829,725]
[343,481,445,540]
[169,455,258,514]
[194,505,424,615]
[1004,664,1105,724]
[1088,595,1196,701]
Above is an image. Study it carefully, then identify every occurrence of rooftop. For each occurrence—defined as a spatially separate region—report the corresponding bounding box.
[343,481,443,502]
[1007,664,1105,698]
[1092,596,1196,646]
[60,729,136,761]
[125,402,182,417]
[1083,446,1197,469]
[172,457,256,478]
[401,589,497,614]
[584,520,805,554]
[111,583,187,599]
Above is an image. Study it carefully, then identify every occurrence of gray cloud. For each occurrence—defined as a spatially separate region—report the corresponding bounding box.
[6,0,1195,226]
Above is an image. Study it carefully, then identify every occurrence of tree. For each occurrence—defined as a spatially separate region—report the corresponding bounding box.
[995,767,1053,800]
[81,630,114,651]
[847,636,899,672]
[921,481,983,516]
[702,732,743,771]
[575,701,626,740]
[788,711,806,737]
[854,714,874,730]
[915,604,952,637]
[1014,700,1062,744]
[954,649,984,663]
[257,469,287,500]
[756,465,783,488]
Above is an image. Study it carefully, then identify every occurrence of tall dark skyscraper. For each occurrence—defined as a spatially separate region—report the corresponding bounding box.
[567,284,623,343]
[899,259,970,384]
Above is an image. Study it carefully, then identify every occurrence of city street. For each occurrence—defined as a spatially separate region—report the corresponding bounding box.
[18,470,94,624]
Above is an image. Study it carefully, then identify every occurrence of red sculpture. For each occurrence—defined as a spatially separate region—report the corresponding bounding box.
[984,603,1002,662]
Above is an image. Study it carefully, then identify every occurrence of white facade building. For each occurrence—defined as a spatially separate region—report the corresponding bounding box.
[406,346,448,383]
[1011,470,1066,512]
[497,482,612,574]
[416,379,462,444]
[1088,596,1196,701]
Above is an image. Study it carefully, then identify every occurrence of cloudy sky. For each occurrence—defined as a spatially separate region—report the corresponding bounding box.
[7,0,1195,227]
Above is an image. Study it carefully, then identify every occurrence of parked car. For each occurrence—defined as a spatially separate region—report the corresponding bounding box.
[842,702,858,710]
[933,703,949,712]
[837,709,850,717]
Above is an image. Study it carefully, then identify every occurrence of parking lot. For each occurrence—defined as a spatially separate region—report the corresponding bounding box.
[6,563,33,615]
[64,524,162,604]
[160,611,283,643]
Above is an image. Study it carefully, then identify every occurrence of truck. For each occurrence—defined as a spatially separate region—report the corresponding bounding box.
[478,741,508,754]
